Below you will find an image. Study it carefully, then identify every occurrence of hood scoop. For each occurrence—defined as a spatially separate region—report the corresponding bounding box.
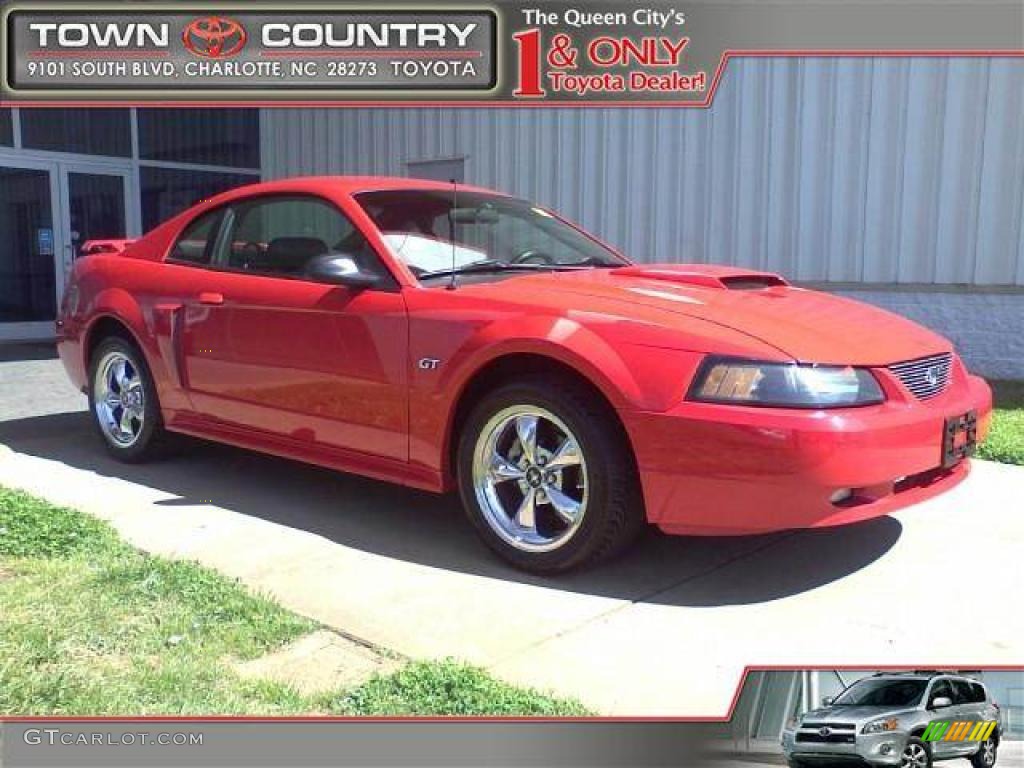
[610,264,789,290]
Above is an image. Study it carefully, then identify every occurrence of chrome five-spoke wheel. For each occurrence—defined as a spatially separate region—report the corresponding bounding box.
[94,349,146,448]
[472,405,588,553]
[902,743,929,768]
[458,377,643,572]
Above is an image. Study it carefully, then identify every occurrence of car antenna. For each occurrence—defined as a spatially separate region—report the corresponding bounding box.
[447,178,458,291]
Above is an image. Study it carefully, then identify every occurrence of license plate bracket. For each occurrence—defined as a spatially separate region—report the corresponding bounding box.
[943,410,977,469]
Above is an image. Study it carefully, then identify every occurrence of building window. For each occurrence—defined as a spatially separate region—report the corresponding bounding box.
[138,109,259,169]
[0,109,12,146]
[20,108,130,157]
[140,166,259,232]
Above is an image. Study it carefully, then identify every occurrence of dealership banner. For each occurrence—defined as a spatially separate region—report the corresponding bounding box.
[1,0,1022,104]
[1,720,722,767]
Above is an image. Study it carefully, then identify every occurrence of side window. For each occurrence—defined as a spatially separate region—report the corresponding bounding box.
[219,196,381,279]
[169,209,222,265]
[952,680,974,706]
[929,679,952,706]
[970,682,987,704]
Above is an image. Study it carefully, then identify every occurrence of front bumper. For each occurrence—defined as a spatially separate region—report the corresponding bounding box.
[623,361,992,535]
[781,728,907,767]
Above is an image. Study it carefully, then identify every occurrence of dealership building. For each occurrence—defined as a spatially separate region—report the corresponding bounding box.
[2,57,1022,377]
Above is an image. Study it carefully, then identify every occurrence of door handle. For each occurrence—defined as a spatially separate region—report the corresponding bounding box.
[198,292,224,306]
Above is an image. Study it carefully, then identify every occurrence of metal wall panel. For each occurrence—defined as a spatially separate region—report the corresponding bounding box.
[262,58,1024,286]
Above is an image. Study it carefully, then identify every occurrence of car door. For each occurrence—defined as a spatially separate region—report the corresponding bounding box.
[952,680,988,755]
[180,193,409,464]
[926,678,957,759]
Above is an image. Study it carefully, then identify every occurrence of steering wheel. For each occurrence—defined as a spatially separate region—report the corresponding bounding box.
[512,249,556,265]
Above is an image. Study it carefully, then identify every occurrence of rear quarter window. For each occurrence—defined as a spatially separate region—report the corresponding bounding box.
[169,209,222,265]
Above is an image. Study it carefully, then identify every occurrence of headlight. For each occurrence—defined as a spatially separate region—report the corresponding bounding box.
[785,715,801,730]
[688,358,884,408]
[862,717,900,734]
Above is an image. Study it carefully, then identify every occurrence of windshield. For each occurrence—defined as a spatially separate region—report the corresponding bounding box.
[354,189,627,279]
[832,679,928,707]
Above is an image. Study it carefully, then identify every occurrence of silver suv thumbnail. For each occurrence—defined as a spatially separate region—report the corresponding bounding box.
[781,672,1002,768]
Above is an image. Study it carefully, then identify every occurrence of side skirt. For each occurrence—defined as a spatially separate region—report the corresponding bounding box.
[166,413,443,493]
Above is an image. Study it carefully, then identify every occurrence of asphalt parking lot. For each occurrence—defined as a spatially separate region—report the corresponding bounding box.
[1,344,1023,715]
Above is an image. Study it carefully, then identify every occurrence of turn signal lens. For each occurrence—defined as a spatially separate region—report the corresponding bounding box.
[689,359,884,408]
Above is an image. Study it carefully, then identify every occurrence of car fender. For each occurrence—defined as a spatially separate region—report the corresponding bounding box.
[84,287,188,411]
[411,313,657,488]
[439,314,646,411]
[85,287,151,360]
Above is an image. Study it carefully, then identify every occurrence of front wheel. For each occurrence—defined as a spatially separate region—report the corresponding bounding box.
[971,736,997,768]
[901,738,932,768]
[457,376,644,573]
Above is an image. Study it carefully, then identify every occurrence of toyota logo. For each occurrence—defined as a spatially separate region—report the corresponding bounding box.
[818,727,832,738]
[925,366,940,387]
[182,16,247,58]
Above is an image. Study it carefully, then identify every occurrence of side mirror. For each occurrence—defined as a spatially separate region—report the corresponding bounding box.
[931,697,953,709]
[822,696,835,707]
[305,253,381,289]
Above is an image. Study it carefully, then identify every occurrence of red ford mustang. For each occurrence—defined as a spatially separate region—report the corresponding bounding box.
[57,177,992,572]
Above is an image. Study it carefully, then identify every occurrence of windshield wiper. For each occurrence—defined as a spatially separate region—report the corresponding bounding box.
[419,260,566,280]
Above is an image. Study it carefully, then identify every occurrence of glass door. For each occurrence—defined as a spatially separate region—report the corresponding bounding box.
[59,164,136,266]
[0,157,62,343]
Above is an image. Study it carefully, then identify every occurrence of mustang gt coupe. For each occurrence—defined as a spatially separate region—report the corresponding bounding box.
[57,177,992,572]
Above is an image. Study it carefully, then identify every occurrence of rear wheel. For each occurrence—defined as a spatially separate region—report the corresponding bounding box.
[457,376,643,573]
[971,736,997,768]
[88,336,167,462]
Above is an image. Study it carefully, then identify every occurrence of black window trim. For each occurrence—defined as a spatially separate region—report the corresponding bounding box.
[164,192,399,291]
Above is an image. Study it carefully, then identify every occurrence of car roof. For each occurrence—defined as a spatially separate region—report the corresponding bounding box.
[201,175,508,208]
[867,672,982,683]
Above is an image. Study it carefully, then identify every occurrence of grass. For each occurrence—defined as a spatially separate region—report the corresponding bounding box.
[0,487,587,716]
[977,381,1024,467]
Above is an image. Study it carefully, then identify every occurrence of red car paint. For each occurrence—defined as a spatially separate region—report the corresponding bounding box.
[56,177,992,536]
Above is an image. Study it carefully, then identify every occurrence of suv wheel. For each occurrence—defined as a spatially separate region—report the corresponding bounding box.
[901,738,932,768]
[971,736,997,768]
[457,377,644,573]
[88,337,167,462]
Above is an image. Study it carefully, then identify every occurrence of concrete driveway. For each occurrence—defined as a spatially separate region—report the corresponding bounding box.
[1,344,1023,715]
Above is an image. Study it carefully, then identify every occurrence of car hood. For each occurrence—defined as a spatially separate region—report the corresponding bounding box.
[493,265,951,366]
[802,705,918,724]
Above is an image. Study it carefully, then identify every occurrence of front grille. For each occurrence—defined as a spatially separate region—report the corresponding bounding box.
[888,353,953,400]
[802,723,856,730]
[796,731,856,744]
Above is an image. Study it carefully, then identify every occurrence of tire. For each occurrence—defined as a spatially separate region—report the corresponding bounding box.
[457,375,644,573]
[971,736,998,768]
[87,336,168,462]
[901,737,932,768]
